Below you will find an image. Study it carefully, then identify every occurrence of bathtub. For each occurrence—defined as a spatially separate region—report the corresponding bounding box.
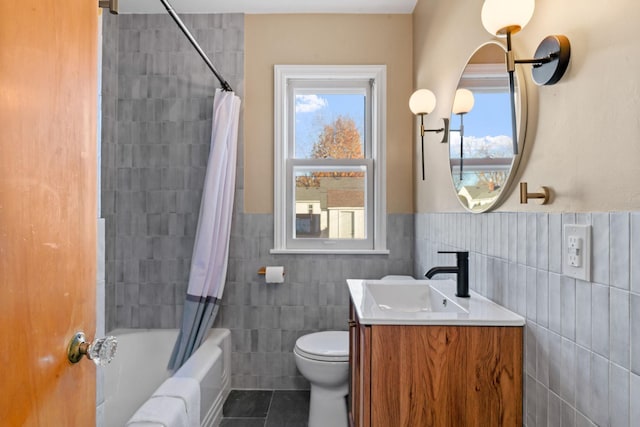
[103,328,231,427]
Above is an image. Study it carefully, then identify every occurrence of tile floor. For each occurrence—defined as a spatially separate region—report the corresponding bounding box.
[221,389,310,427]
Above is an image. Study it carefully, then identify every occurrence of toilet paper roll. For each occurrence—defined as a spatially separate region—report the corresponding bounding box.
[265,266,285,283]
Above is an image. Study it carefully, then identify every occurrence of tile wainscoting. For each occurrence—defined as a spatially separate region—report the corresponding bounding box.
[214,212,414,389]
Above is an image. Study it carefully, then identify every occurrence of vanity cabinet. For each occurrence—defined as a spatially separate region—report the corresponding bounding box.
[348,302,523,427]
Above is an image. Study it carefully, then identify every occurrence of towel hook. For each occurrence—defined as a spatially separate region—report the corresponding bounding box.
[519,182,550,204]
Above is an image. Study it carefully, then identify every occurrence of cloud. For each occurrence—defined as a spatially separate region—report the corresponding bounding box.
[295,94,327,113]
[449,134,513,158]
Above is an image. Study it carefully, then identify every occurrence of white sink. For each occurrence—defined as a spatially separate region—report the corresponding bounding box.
[364,281,467,314]
[348,278,525,326]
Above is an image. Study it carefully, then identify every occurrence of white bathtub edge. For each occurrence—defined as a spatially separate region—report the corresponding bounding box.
[105,328,231,427]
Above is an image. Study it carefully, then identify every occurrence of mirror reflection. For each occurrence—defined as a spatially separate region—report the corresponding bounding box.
[449,42,526,212]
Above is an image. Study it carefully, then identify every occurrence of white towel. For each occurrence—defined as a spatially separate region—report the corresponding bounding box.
[126,395,188,427]
[152,377,201,427]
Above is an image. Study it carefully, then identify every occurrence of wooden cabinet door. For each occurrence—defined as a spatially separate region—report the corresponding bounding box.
[0,1,98,425]
[371,325,522,427]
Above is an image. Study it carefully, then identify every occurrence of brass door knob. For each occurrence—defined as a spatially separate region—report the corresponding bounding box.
[68,332,118,366]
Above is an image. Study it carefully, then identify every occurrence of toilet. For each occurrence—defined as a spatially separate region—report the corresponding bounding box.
[294,331,349,427]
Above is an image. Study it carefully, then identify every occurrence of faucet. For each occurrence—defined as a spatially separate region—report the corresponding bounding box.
[425,251,469,298]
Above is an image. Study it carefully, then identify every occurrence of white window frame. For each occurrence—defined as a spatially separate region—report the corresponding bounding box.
[272,65,388,254]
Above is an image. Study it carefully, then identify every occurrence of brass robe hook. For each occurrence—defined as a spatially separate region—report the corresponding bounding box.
[520,182,549,204]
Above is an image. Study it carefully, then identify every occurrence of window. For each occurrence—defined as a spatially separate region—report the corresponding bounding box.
[273,65,387,254]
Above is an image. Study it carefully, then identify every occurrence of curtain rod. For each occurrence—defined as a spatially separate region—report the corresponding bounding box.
[159,0,233,92]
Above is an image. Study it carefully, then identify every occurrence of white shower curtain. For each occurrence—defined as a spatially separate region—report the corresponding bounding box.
[169,89,241,370]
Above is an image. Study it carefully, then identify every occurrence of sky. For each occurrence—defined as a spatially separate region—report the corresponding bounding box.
[294,93,365,159]
[448,91,514,187]
[452,92,512,139]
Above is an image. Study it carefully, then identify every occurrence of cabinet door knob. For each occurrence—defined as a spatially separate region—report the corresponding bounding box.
[67,331,118,366]
[348,320,357,328]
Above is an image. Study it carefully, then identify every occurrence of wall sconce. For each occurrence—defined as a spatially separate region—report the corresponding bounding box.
[450,89,475,181]
[481,0,571,154]
[409,89,449,180]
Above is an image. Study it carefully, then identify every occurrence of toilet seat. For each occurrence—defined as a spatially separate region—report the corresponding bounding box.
[294,331,349,362]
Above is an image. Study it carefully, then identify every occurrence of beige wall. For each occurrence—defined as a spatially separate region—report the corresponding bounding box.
[413,0,640,213]
[244,14,414,214]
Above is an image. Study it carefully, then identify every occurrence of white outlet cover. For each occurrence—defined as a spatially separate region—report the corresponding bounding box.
[562,224,591,281]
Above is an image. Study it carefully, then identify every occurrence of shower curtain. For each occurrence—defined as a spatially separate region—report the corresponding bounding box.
[169,89,241,370]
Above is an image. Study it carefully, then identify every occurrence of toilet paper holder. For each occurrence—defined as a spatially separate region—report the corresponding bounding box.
[257,266,285,276]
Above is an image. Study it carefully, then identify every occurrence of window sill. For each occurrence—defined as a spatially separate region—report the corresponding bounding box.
[270,248,390,255]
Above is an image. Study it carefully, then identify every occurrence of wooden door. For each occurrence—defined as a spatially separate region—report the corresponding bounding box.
[0,1,98,425]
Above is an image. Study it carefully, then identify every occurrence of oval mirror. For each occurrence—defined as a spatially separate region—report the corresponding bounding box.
[448,41,527,212]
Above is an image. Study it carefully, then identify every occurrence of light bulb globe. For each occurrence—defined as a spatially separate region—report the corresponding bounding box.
[409,89,436,115]
[452,89,475,115]
[481,0,535,37]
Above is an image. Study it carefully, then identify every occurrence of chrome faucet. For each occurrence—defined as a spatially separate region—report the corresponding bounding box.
[425,251,469,298]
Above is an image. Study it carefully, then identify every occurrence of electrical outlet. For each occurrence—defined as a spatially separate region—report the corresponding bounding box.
[567,235,582,267]
[563,224,591,281]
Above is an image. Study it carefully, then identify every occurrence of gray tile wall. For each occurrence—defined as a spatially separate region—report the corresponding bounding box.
[415,212,640,427]
[101,12,414,390]
[102,11,119,334]
[101,13,244,331]
[216,213,414,389]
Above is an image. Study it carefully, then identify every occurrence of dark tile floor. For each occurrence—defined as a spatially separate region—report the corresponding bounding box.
[221,389,310,427]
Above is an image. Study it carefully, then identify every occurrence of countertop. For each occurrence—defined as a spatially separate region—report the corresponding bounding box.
[347,278,525,326]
